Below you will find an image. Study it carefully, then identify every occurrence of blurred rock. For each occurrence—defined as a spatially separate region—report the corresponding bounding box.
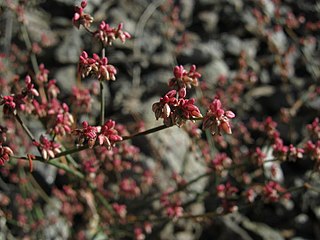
[55,29,82,64]
[202,59,229,85]
[198,11,219,34]
[54,65,76,93]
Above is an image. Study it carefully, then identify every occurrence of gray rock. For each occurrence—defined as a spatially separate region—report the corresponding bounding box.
[54,65,77,93]
[202,60,229,85]
[55,29,82,64]
[198,11,219,34]
[222,34,243,56]
[180,0,195,22]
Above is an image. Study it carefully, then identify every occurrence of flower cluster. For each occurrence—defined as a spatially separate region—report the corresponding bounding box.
[0,75,39,115]
[168,65,201,98]
[202,98,236,135]
[94,22,131,46]
[72,0,93,29]
[160,188,183,218]
[304,140,320,170]
[262,181,291,203]
[73,120,122,149]
[0,144,13,166]
[152,89,202,126]
[216,182,239,213]
[78,51,117,81]
[119,178,141,198]
[33,135,61,160]
[71,86,92,113]
[48,103,74,136]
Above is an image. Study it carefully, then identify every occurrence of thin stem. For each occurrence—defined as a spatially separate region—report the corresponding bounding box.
[47,160,85,179]
[100,48,106,125]
[15,113,35,142]
[100,81,105,125]
[89,183,113,213]
[21,24,39,74]
[122,124,171,140]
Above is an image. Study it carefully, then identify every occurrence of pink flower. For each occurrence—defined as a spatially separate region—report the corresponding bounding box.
[0,144,13,166]
[36,64,49,84]
[262,181,290,203]
[49,103,74,136]
[119,178,140,198]
[202,98,235,135]
[72,0,93,29]
[23,75,39,97]
[94,22,131,46]
[71,87,92,113]
[73,121,99,148]
[169,65,201,97]
[73,120,122,149]
[97,120,123,149]
[33,135,61,160]
[152,90,202,126]
[0,96,16,114]
[78,51,117,82]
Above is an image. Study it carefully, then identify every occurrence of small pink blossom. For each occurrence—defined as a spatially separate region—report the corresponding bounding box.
[152,90,202,126]
[72,0,93,29]
[36,64,49,84]
[94,22,131,46]
[169,65,201,97]
[78,51,117,82]
[33,135,61,160]
[0,144,13,166]
[202,98,235,135]
[262,181,291,203]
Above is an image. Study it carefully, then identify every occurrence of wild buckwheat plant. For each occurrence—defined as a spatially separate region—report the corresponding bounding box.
[0,0,319,239]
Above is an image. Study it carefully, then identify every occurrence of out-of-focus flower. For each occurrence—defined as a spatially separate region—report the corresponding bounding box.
[0,144,13,166]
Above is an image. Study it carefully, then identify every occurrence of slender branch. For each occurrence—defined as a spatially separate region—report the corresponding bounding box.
[21,24,39,74]
[122,124,171,140]
[14,113,36,142]
[100,81,105,125]
[100,48,106,125]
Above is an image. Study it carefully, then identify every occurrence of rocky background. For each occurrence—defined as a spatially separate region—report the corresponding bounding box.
[1,0,320,239]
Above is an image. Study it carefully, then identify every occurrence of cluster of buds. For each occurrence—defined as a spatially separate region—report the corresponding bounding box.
[152,89,202,127]
[71,87,92,113]
[210,153,232,176]
[262,181,291,203]
[0,75,39,115]
[78,51,117,81]
[112,203,127,219]
[36,64,49,84]
[48,103,74,136]
[73,120,122,149]
[160,188,183,218]
[216,182,239,213]
[94,22,131,46]
[272,138,304,161]
[304,140,320,170]
[119,178,141,198]
[307,118,320,140]
[33,135,61,160]
[252,147,266,166]
[72,0,93,29]
[202,98,235,135]
[0,144,13,166]
[169,65,201,98]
